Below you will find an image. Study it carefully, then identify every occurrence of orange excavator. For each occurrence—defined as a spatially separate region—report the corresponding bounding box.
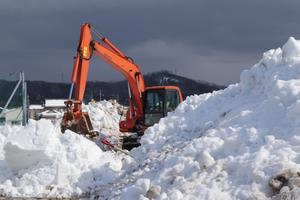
[61,23,183,149]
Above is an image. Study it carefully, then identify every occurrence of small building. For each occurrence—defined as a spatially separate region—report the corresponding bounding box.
[37,99,67,123]
[28,99,67,122]
[45,99,66,112]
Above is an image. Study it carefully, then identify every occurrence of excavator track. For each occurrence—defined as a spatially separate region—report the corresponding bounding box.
[120,133,141,150]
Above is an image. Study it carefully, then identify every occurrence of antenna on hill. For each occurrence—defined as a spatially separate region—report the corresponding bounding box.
[61,72,64,82]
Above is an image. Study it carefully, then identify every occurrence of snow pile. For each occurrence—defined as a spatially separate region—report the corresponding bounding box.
[0,98,126,197]
[0,119,123,198]
[3,37,300,199]
[106,37,300,199]
[83,100,125,137]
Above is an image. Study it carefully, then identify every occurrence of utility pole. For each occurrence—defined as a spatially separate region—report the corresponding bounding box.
[22,72,27,125]
[99,89,102,101]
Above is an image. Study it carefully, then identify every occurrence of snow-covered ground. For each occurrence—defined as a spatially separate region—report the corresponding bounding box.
[0,120,123,197]
[0,100,125,198]
[2,37,300,199]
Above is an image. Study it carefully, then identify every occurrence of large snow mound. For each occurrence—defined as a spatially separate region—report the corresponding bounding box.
[0,119,123,198]
[0,99,127,198]
[104,37,300,199]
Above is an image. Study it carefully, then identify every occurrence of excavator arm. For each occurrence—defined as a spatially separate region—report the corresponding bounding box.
[62,23,145,135]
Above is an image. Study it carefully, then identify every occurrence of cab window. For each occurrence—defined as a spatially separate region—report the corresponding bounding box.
[145,91,164,113]
[165,90,180,112]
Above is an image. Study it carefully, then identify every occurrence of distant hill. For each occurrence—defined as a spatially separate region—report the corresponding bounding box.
[26,71,224,105]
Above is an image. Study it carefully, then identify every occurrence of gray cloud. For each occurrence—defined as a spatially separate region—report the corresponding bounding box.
[0,0,300,85]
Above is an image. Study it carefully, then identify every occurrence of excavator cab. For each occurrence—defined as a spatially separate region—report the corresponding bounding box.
[121,86,182,150]
[144,86,183,126]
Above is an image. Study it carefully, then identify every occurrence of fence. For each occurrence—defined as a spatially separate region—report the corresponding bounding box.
[0,72,27,125]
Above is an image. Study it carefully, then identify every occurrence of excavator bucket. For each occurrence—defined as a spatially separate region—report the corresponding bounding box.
[61,112,97,138]
[61,101,98,138]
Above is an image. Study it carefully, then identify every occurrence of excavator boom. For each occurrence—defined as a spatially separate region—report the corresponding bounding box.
[62,23,146,137]
[70,23,145,115]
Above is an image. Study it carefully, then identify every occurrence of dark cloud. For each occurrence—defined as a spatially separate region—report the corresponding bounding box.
[0,0,300,85]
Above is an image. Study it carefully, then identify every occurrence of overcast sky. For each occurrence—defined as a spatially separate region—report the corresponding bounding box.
[0,0,299,85]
